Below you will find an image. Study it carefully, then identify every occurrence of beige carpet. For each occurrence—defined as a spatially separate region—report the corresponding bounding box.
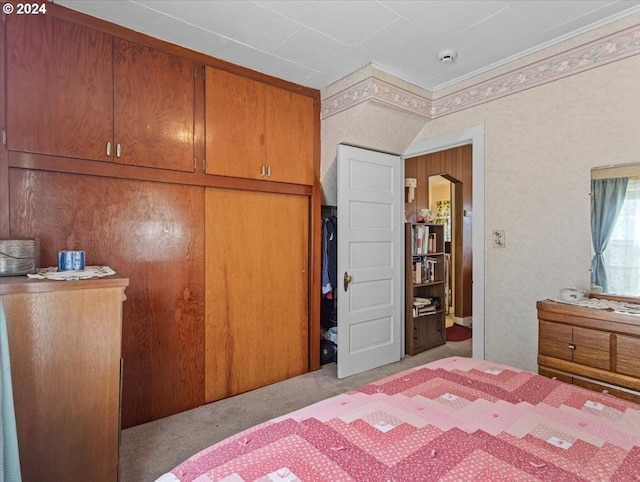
[120,339,472,481]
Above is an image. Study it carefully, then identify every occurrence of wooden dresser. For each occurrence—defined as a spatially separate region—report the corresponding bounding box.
[537,298,640,403]
[1,275,128,482]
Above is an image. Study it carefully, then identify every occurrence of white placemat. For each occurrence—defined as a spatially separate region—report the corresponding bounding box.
[27,266,116,281]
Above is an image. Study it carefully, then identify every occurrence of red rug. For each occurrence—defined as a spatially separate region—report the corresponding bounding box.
[446,324,472,342]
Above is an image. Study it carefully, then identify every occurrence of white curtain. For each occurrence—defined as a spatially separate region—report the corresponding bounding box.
[606,177,640,296]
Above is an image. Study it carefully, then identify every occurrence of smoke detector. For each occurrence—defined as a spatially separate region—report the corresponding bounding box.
[437,49,458,64]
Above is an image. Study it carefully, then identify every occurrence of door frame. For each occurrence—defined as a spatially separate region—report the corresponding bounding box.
[404,124,485,359]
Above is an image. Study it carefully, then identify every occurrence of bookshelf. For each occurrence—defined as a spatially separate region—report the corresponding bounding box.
[405,223,446,355]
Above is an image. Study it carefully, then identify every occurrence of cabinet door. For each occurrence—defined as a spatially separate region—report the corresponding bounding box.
[4,285,124,481]
[204,188,309,402]
[424,314,445,348]
[616,334,640,377]
[6,14,114,161]
[411,317,429,354]
[265,85,315,185]
[573,326,610,370]
[114,39,195,171]
[538,320,573,360]
[204,67,265,179]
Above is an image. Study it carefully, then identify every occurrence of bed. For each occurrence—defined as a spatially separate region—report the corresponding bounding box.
[156,356,640,481]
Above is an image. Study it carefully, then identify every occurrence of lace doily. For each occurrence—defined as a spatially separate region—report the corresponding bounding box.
[27,266,116,281]
[552,297,640,315]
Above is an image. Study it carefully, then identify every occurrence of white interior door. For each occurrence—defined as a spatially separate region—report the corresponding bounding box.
[337,145,403,379]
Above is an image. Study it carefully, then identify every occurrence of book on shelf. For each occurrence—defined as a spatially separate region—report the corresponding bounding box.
[428,232,437,253]
[413,257,438,284]
[414,260,422,284]
[412,225,429,255]
[426,257,437,282]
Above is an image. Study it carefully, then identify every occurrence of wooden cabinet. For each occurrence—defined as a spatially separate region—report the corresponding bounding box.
[6,14,195,171]
[1,275,128,482]
[204,67,314,185]
[405,223,446,355]
[3,2,319,430]
[537,299,640,403]
[204,188,309,402]
[6,13,114,162]
[113,39,194,171]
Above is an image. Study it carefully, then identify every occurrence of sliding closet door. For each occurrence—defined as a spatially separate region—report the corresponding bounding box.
[204,188,309,402]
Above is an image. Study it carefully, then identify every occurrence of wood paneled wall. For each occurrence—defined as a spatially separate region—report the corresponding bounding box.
[0,1,320,428]
[9,169,205,427]
[405,145,473,319]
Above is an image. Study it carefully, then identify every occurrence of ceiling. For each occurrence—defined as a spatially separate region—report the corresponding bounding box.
[55,0,640,93]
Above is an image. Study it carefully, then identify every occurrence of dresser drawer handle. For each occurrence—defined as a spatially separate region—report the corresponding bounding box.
[568,343,576,350]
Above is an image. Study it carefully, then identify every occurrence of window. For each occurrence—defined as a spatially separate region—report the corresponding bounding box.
[606,177,640,296]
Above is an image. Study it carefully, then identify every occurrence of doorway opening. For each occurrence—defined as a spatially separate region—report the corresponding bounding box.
[404,124,485,360]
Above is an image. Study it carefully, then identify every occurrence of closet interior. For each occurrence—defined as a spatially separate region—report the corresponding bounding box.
[320,205,337,364]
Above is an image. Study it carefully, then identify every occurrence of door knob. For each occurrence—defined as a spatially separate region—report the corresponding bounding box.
[343,272,352,291]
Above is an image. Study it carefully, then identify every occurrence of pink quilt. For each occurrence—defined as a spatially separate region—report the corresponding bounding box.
[157,357,640,481]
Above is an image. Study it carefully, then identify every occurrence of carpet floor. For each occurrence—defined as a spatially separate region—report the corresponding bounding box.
[446,323,472,341]
[119,339,472,482]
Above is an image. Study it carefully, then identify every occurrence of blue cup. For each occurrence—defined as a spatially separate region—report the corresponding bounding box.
[58,251,85,271]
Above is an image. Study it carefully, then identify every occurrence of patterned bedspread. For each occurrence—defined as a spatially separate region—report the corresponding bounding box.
[157,357,640,481]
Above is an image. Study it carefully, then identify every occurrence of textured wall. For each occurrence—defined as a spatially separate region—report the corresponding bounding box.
[320,66,430,206]
[321,14,640,372]
[413,53,640,372]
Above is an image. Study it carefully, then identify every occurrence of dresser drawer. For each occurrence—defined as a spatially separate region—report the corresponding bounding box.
[537,299,640,405]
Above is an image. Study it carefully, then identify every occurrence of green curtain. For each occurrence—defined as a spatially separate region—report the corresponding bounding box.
[591,177,628,292]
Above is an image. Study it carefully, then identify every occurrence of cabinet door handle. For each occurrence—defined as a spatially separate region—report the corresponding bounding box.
[568,343,576,350]
[261,165,266,177]
[116,143,122,158]
[414,327,418,340]
[267,165,271,177]
[106,141,112,157]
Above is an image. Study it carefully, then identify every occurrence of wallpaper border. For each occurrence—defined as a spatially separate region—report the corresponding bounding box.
[321,23,640,121]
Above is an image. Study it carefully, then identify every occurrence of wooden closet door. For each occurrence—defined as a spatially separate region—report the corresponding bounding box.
[205,188,309,402]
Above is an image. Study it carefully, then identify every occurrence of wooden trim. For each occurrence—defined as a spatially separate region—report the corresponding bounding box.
[0,274,129,294]
[38,1,319,99]
[0,14,8,238]
[539,366,640,403]
[537,300,640,332]
[538,354,640,392]
[308,96,322,371]
[8,151,313,196]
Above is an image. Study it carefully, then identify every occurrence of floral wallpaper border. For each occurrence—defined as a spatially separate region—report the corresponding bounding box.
[321,23,640,121]
[320,76,431,120]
